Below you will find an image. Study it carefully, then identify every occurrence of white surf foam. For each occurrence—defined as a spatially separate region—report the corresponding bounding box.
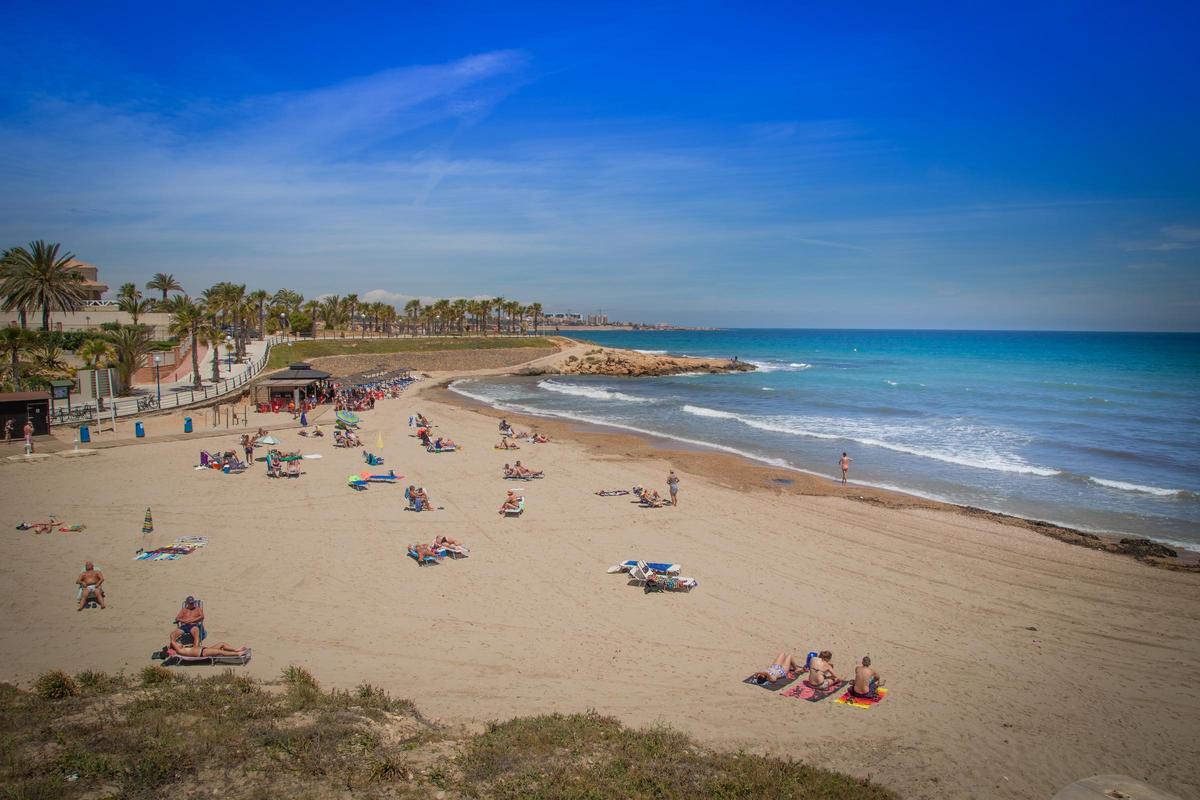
[538,379,655,404]
[680,405,1061,477]
[748,360,812,373]
[634,349,668,355]
[1088,477,1183,497]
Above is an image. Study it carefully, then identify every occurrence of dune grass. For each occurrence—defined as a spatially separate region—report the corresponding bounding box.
[266,337,557,370]
[0,669,898,800]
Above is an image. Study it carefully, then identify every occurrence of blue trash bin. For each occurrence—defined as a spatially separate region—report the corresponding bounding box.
[135,421,145,438]
[184,417,193,433]
[79,425,90,443]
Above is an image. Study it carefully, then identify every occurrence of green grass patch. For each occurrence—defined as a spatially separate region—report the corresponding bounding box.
[266,336,556,369]
[0,674,896,799]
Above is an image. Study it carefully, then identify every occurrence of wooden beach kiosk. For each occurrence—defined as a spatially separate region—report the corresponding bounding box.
[252,363,331,411]
[0,391,51,436]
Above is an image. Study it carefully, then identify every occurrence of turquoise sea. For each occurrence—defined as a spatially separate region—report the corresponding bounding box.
[452,330,1200,548]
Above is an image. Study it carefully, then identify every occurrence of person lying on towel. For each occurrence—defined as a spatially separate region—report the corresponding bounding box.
[433,534,466,552]
[167,628,247,658]
[411,542,441,560]
[806,650,841,690]
[753,651,807,684]
[850,656,885,698]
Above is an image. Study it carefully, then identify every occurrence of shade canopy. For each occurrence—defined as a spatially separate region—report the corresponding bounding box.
[268,362,331,381]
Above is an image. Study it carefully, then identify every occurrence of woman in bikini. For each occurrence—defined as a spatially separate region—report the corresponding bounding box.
[754,651,806,684]
[168,628,246,658]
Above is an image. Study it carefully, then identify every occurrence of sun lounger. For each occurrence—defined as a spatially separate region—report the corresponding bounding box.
[627,561,698,592]
[440,543,470,558]
[607,560,681,575]
[360,470,399,482]
[162,647,252,666]
[427,445,457,453]
[407,545,441,566]
[504,497,525,516]
[504,471,543,480]
[347,474,368,491]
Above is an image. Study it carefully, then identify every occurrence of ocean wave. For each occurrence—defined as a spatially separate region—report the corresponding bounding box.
[1087,477,1187,497]
[748,360,812,373]
[634,349,668,355]
[679,405,1060,477]
[538,380,655,404]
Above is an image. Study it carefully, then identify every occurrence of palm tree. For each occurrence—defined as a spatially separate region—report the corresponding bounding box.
[529,302,543,335]
[197,314,224,384]
[381,303,397,336]
[165,296,204,389]
[319,295,348,336]
[403,299,422,336]
[118,293,154,326]
[249,289,270,338]
[118,282,139,301]
[0,249,30,329]
[1,241,87,330]
[344,293,360,336]
[491,297,506,334]
[506,300,523,334]
[302,299,321,337]
[77,337,116,369]
[104,324,153,394]
[29,339,69,380]
[146,273,183,302]
[0,327,33,390]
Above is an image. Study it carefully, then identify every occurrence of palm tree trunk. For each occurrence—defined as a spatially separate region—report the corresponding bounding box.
[42,305,51,331]
[18,309,26,329]
[191,331,201,388]
[211,343,220,382]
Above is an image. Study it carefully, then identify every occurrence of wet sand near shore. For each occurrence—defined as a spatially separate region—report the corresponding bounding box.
[1,375,1198,800]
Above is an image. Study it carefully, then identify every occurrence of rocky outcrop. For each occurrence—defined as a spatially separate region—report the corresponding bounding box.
[553,348,754,377]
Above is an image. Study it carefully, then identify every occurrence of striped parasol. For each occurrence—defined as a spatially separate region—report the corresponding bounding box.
[142,507,153,535]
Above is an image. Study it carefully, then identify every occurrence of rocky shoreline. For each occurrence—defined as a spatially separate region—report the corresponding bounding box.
[517,345,754,377]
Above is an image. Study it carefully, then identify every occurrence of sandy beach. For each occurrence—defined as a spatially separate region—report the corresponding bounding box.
[1,356,1198,799]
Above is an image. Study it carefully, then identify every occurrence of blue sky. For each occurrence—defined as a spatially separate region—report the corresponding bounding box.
[1,1,1197,330]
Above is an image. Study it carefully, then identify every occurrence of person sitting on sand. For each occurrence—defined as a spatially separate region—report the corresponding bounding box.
[77,561,106,610]
[432,436,456,450]
[167,627,247,658]
[415,486,432,510]
[498,490,522,515]
[850,656,884,698]
[415,413,431,427]
[530,433,549,444]
[497,438,519,450]
[754,652,807,684]
[806,650,840,690]
[634,487,665,507]
[311,425,323,437]
[255,427,268,443]
[286,452,301,477]
[499,419,513,437]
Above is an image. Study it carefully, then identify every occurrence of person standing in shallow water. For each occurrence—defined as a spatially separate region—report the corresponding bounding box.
[839,452,853,485]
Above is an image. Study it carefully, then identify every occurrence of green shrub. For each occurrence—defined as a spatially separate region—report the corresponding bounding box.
[33,670,76,700]
[139,665,176,687]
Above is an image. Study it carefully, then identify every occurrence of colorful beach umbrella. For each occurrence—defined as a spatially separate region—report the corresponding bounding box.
[376,431,384,450]
[142,507,153,535]
[336,410,359,427]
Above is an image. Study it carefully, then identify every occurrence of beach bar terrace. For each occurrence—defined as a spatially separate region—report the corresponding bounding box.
[252,363,331,411]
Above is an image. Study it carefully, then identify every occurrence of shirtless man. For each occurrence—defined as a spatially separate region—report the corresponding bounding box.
[77,562,106,610]
[175,597,205,643]
[497,438,519,450]
[839,452,853,485]
[499,490,522,514]
[167,627,247,658]
[851,655,884,698]
[513,460,542,478]
[411,542,441,560]
[414,487,432,510]
[806,650,840,689]
[753,651,806,684]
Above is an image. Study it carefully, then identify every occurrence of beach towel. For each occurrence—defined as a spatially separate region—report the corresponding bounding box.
[134,537,207,561]
[835,687,889,709]
[782,680,848,702]
[595,489,630,496]
[258,435,279,445]
[162,647,252,667]
[744,672,801,691]
[407,546,441,566]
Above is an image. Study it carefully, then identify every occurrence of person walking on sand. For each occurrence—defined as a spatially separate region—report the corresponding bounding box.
[839,452,853,485]
[667,470,680,506]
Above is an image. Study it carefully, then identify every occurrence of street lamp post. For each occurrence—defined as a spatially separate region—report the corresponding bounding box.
[280,313,288,340]
[225,335,234,370]
[152,353,162,407]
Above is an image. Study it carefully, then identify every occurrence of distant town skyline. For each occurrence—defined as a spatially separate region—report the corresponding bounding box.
[1,2,1197,331]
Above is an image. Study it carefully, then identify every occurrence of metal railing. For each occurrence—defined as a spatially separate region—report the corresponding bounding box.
[53,336,288,425]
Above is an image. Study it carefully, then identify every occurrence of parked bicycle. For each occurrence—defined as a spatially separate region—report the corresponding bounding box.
[137,396,160,412]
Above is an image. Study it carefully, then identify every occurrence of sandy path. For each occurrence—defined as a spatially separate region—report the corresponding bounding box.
[0,377,1196,799]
